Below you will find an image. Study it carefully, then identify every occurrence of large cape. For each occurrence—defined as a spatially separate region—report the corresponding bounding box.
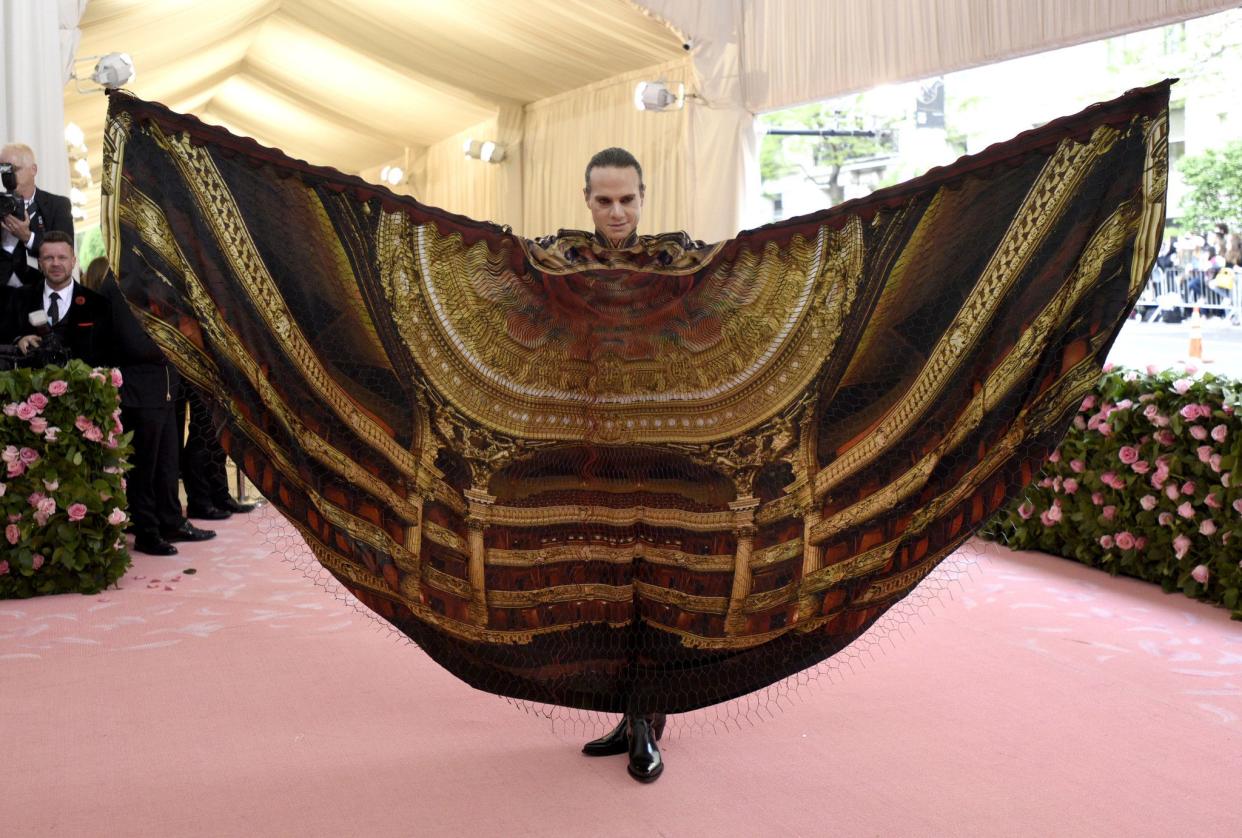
[101,82,1168,714]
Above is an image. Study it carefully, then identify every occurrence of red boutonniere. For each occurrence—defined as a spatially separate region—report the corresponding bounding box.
[75,296,86,305]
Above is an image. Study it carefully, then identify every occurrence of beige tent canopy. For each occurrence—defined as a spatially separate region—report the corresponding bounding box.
[59,0,1237,241]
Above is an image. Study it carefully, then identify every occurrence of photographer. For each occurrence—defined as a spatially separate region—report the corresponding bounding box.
[1,143,73,290]
[0,231,112,366]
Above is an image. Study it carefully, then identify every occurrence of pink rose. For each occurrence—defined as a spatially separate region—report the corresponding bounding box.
[28,416,47,434]
[1102,505,1117,521]
[1233,499,1242,515]
[1140,494,1157,511]
[1115,399,1133,411]
[1191,564,1210,584]
[1091,492,1104,506]
[1172,378,1192,394]
[27,392,47,411]
[31,554,43,570]
[1,403,16,417]
[110,368,123,388]
[1178,501,1195,519]
[1081,395,1096,412]
[1174,535,1192,559]
[1048,449,1061,463]
[1200,519,1217,536]
[1101,471,1117,488]
[1184,363,1199,375]
[47,379,68,396]
[1131,460,1149,474]
[1135,536,1148,550]
[1209,454,1222,473]
[1152,413,1170,427]
[1097,424,1112,437]
[42,479,58,492]
[1062,478,1079,495]
[1039,510,1057,527]
[1146,364,1160,375]
[1098,534,1115,549]
[74,415,92,432]
[1115,531,1136,550]
[1197,445,1213,464]
[84,426,103,443]
[0,445,18,464]
[1118,446,1139,464]
[1196,404,1214,420]
[1182,481,1196,495]
[1224,472,1232,488]
[1189,425,1208,441]
[67,503,88,522]
[1205,493,1220,509]
[44,427,59,443]
[1052,476,1063,493]
[107,508,127,526]
[1150,472,1167,490]
[1070,459,1086,473]
[1073,415,1087,430]
[1211,424,1227,443]
[1143,404,1160,421]
[5,524,18,545]
[6,462,24,478]
[1102,362,1115,373]
[1159,512,1174,526]
[0,560,8,575]
[17,447,37,465]
[15,402,35,421]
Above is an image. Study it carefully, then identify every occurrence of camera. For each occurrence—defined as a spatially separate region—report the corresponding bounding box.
[0,163,24,220]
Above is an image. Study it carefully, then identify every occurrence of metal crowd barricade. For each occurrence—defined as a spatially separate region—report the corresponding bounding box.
[1135,266,1242,325]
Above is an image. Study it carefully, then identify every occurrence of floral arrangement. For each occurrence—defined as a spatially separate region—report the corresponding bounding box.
[0,361,132,598]
[986,365,1241,619]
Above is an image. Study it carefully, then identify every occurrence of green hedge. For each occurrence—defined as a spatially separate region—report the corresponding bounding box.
[0,361,133,598]
[985,366,1242,618]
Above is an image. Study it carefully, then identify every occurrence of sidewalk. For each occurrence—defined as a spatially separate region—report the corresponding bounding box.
[1107,316,1242,379]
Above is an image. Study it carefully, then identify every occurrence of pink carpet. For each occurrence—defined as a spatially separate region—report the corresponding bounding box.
[3,508,1239,837]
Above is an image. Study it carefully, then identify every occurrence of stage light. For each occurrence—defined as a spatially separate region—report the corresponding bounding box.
[379,165,404,185]
[480,141,504,163]
[634,81,685,111]
[90,53,136,89]
[463,139,482,159]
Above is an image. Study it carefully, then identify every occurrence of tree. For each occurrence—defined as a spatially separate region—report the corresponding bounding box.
[760,100,897,206]
[1178,141,1242,232]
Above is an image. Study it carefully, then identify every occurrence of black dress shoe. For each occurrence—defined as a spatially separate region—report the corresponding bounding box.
[186,503,231,520]
[627,715,664,783]
[160,521,217,543]
[132,536,178,556]
[214,496,258,514]
[582,712,666,757]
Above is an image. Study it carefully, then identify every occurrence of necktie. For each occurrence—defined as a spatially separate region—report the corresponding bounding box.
[48,292,60,326]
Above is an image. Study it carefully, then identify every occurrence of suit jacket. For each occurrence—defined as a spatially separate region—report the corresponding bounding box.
[5,189,74,286]
[98,273,181,409]
[0,280,114,367]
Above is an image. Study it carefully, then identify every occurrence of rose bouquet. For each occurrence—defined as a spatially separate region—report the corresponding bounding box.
[986,365,1241,619]
[0,361,132,598]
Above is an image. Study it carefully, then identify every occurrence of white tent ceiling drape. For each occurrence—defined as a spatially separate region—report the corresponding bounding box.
[41,0,1242,243]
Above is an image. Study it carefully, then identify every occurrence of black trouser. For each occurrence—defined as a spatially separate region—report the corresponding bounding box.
[121,404,184,537]
[178,389,231,508]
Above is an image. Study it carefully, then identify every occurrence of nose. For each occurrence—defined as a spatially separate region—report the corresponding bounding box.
[610,203,625,219]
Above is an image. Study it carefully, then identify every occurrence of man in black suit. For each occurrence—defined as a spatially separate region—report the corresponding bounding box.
[1,143,74,289]
[98,266,217,555]
[4,231,113,366]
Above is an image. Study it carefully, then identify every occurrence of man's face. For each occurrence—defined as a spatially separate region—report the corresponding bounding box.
[0,148,36,198]
[585,165,643,245]
[38,242,76,290]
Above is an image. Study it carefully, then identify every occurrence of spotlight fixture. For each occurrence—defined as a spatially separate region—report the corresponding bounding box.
[634,81,685,111]
[90,52,136,89]
[70,52,136,93]
[463,139,505,164]
[379,165,404,185]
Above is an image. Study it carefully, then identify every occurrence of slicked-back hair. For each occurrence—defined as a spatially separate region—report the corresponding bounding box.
[584,147,644,194]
